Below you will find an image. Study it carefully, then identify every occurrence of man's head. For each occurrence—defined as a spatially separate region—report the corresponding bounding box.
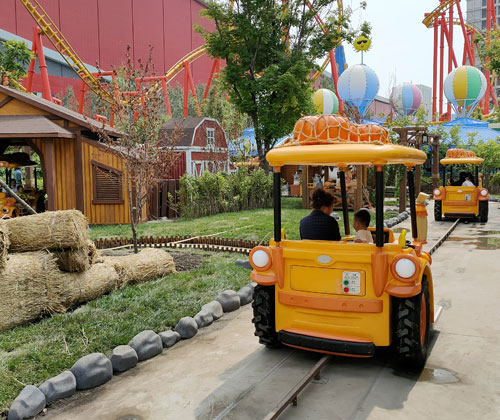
[353,208,370,231]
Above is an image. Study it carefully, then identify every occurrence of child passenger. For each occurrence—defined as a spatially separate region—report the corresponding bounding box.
[353,208,373,243]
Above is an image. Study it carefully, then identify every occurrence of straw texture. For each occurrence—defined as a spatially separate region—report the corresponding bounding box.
[5,210,89,252]
[0,251,63,331]
[57,262,120,309]
[53,248,91,273]
[104,248,176,287]
[0,220,9,270]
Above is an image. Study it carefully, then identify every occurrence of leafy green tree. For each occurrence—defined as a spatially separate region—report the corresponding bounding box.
[0,40,32,87]
[168,82,206,119]
[197,0,362,170]
[476,29,500,76]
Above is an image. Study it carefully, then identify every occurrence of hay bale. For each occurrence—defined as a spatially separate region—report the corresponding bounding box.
[57,262,120,309]
[87,240,101,264]
[6,210,89,252]
[53,248,90,273]
[104,248,175,286]
[0,251,63,332]
[0,220,9,270]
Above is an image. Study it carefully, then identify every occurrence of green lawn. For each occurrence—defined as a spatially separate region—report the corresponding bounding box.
[90,198,390,242]
[0,250,250,416]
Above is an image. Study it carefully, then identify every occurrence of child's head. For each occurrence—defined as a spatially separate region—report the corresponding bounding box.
[353,208,370,231]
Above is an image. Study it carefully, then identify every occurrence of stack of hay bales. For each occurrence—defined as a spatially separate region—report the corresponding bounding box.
[103,248,175,287]
[0,210,175,332]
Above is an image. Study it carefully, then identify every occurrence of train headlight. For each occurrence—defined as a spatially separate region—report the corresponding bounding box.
[433,189,440,196]
[395,258,416,278]
[480,189,488,197]
[391,254,421,283]
[249,247,272,271]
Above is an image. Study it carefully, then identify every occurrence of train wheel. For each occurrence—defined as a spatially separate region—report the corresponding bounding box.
[252,285,281,348]
[393,278,430,370]
[434,200,442,221]
[479,201,488,223]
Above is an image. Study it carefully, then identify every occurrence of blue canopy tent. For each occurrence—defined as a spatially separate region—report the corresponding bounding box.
[230,127,290,155]
[438,118,500,142]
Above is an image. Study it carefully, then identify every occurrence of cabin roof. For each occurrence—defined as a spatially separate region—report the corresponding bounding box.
[0,85,122,137]
[0,115,75,138]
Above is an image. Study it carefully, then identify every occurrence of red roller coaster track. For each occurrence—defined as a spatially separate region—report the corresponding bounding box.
[423,0,498,121]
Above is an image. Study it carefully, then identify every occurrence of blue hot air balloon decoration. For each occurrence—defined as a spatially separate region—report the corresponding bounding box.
[337,64,379,117]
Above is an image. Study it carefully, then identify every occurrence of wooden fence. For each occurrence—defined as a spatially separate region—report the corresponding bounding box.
[150,179,180,219]
[94,235,260,252]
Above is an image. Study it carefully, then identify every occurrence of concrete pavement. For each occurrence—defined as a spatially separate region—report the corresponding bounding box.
[43,202,500,420]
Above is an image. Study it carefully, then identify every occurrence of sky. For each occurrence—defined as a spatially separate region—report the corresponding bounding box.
[338,0,465,98]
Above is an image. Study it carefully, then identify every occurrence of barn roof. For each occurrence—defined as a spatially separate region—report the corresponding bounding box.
[160,117,205,147]
[0,85,122,137]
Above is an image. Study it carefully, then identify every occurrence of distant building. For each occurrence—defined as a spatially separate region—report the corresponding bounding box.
[367,95,393,122]
[416,84,433,119]
[466,1,500,94]
[466,0,500,31]
[0,0,213,95]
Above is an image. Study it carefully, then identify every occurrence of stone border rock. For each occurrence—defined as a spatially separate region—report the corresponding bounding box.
[8,282,257,419]
[383,209,410,229]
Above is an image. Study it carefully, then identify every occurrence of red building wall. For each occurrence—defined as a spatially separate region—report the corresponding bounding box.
[1,0,214,85]
[192,120,227,148]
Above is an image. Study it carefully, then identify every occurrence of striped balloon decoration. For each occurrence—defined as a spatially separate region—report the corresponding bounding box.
[444,66,487,117]
[313,88,339,115]
[337,64,379,116]
[390,83,423,116]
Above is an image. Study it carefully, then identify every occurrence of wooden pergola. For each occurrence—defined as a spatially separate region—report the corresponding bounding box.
[393,127,440,212]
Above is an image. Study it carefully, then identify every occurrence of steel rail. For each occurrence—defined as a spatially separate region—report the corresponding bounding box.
[428,218,460,255]
[262,355,331,420]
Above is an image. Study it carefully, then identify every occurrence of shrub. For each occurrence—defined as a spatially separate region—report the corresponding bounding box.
[179,168,273,218]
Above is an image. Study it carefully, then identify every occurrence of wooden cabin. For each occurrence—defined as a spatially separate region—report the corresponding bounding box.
[0,85,130,225]
[160,117,230,176]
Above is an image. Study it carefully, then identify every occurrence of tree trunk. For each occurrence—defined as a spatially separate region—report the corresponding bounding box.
[131,220,138,254]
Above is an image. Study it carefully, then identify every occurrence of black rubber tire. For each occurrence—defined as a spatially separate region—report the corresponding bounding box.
[479,201,488,223]
[393,278,430,370]
[251,285,281,348]
[434,200,442,221]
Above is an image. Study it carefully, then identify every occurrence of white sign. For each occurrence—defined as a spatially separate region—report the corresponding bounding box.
[342,271,361,294]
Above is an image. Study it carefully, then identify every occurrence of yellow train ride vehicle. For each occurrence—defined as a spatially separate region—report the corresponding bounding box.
[249,115,434,369]
[0,192,18,219]
[433,149,488,222]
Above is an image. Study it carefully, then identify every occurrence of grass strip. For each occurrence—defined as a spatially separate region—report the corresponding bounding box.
[0,250,250,416]
[90,198,395,242]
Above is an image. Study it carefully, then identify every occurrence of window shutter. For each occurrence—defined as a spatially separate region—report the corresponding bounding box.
[92,161,123,204]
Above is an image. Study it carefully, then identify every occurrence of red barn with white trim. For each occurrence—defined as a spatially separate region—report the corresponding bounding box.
[161,117,230,176]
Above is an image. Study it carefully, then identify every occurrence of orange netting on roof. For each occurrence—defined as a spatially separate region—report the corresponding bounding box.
[280,115,390,147]
[445,148,476,158]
